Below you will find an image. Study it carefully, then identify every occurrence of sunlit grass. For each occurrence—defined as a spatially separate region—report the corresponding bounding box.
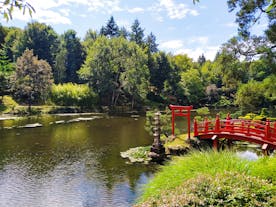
[137,150,276,204]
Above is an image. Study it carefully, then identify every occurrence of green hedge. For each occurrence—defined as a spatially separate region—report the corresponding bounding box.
[51,83,98,108]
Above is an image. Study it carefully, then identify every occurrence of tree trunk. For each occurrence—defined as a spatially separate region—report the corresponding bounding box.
[131,96,135,109]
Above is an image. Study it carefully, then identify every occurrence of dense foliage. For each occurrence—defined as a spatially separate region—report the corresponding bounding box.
[51,83,98,108]
[79,36,149,107]
[12,49,53,110]
[136,151,276,206]
[0,0,275,111]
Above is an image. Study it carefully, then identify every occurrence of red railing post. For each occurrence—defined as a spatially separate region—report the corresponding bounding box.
[241,120,245,133]
[187,110,191,140]
[226,113,230,131]
[247,120,251,136]
[265,119,271,141]
[215,114,220,133]
[194,118,198,136]
[204,117,209,133]
[171,109,175,136]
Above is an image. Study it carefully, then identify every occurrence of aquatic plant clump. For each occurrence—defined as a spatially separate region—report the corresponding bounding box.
[120,146,152,163]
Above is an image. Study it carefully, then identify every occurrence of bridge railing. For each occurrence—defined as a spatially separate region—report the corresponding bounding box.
[194,114,276,143]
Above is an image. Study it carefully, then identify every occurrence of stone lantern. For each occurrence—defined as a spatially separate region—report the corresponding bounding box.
[148,112,166,162]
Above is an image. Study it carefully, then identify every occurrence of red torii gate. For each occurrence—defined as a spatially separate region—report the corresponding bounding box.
[169,105,193,139]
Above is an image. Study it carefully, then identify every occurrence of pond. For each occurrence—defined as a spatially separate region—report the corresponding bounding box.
[0,114,156,207]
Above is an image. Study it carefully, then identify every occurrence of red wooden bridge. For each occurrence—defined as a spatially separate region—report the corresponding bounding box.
[168,105,276,153]
[193,114,276,153]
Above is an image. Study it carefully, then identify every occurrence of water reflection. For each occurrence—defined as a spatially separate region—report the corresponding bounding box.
[0,115,155,207]
[237,150,259,161]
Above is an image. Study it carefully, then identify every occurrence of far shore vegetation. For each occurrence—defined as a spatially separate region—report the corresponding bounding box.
[0,5,275,115]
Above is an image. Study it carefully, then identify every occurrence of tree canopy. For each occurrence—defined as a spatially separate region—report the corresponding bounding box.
[12,49,53,110]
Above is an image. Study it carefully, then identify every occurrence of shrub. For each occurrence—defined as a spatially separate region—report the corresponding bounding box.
[51,83,98,108]
[136,172,276,207]
[0,95,18,113]
[136,151,276,206]
[196,107,210,116]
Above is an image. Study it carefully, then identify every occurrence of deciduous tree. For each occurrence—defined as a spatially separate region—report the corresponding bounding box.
[14,22,59,68]
[12,49,53,111]
[79,36,149,107]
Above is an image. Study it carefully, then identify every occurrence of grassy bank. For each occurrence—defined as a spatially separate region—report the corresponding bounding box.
[135,151,276,206]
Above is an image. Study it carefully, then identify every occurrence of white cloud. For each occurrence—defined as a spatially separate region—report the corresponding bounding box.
[155,15,164,22]
[225,22,237,28]
[187,36,209,45]
[11,7,71,25]
[127,7,144,13]
[86,0,123,13]
[9,0,123,24]
[158,0,199,19]
[59,8,70,17]
[35,9,72,25]
[160,40,184,50]
[176,46,219,61]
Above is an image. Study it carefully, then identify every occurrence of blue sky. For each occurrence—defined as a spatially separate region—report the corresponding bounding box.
[1,0,267,60]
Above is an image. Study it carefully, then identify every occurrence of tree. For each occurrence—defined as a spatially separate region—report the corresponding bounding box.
[179,69,205,105]
[2,27,23,61]
[0,48,14,101]
[214,49,247,93]
[53,42,67,83]
[83,29,98,51]
[130,19,145,46]
[0,0,35,21]
[118,27,129,39]
[172,54,194,72]
[262,74,276,105]
[197,54,206,66]
[100,16,119,38]
[0,24,8,46]
[221,36,273,60]
[14,22,59,68]
[79,36,149,107]
[60,29,85,83]
[235,80,266,110]
[146,32,158,53]
[149,52,172,94]
[227,0,276,40]
[12,49,53,111]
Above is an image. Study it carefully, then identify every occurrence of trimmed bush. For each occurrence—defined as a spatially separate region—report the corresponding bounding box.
[51,83,98,108]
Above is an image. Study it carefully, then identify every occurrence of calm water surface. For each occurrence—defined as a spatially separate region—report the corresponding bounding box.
[0,115,156,207]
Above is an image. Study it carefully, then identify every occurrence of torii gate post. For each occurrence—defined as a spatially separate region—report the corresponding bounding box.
[169,105,193,140]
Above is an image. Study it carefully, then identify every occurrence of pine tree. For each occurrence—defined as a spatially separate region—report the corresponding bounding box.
[130,19,145,46]
[0,48,14,101]
[100,16,119,38]
[146,32,158,53]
